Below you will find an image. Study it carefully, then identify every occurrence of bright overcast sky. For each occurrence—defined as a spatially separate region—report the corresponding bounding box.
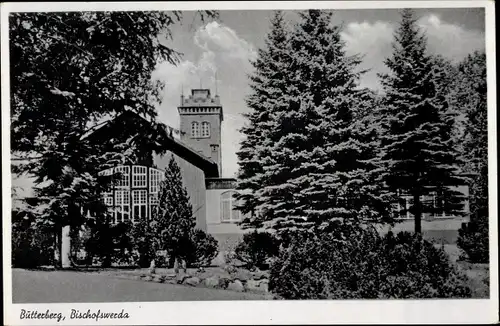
[152,8,486,178]
[11,8,486,197]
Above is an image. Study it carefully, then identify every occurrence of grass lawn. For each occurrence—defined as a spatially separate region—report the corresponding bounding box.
[12,269,271,303]
[439,244,490,298]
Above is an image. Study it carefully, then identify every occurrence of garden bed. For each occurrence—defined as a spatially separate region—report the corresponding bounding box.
[90,266,273,296]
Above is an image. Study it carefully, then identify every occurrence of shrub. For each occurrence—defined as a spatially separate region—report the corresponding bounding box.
[186,229,219,267]
[12,210,54,268]
[235,230,279,270]
[154,250,169,268]
[457,215,489,263]
[269,221,472,299]
[131,218,156,268]
[84,220,137,267]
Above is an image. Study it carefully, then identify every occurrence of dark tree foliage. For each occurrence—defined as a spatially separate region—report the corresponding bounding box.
[452,51,489,263]
[238,10,386,232]
[269,222,472,299]
[185,229,219,268]
[234,230,279,269]
[132,215,156,268]
[9,10,217,267]
[11,208,55,268]
[235,11,291,227]
[152,156,197,268]
[377,9,466,233]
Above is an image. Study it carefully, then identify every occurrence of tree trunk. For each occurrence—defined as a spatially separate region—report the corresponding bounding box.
[54,230,61,268]
[413,191,422,234]
[173,256,186,274]
[61,224,72,268]
[169,254,175,269]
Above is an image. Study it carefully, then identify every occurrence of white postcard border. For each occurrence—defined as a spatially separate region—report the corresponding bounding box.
[2,1,497,325]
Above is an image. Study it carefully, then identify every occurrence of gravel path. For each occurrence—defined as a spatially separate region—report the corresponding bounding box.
[12,269,270,303]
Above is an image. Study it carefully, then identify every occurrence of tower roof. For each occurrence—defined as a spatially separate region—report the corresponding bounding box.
[178,88,223,121]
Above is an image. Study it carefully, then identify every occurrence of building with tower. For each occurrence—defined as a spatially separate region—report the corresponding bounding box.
[178,89,223,176]
[81,88,247,252]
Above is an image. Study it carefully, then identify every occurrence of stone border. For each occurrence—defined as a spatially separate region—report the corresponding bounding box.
[96,267,272,295]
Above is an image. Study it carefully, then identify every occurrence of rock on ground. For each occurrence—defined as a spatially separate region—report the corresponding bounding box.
[251,270,269,280]
[176,273,189,284]
[204,275,220,288]
[227,280,245,292]
[218,277,231,289]
[245,279,269,292]
[245,279,261,292]
[184,277,201,287]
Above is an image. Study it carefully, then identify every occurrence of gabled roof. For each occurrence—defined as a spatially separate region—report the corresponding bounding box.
[81,109,220,178]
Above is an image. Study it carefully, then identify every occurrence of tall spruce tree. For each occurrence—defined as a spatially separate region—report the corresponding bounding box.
[151,155,196,271]
[453,51,488,263]
[378,9,466,233]
[242,10,384,231]
[236,11,291,228]
[451,51,488,219]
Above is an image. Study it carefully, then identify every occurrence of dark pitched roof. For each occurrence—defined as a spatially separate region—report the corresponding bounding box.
[82,109,220,178]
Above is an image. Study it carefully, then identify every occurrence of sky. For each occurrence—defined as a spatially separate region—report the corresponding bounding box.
[11,7,486,197]
[151,8,486,178]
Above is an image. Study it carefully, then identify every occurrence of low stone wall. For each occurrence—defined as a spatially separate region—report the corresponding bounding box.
[97,267,272,296]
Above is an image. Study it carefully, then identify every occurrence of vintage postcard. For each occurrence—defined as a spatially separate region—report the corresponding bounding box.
[2,1,497,325]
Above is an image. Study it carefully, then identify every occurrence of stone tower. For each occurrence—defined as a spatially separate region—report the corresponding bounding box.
[178,89,223,175]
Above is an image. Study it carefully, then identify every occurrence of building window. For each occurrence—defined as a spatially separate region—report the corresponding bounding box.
[430,191,451,219]
[103,191,113,206]
[132,189,147,222]
[191,121,200,138]
[115,190,130,223]
[132,165,147,188]
[150,194,159,219]
[396,189,464,220]
[201,121,210,137]
[99,165,165,224]
[115,166,130,188]
[398,195,414,220]
[149,168,163,194]
[221,190,242,223]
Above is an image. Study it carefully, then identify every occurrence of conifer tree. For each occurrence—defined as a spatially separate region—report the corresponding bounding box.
[236,11,291,227]
[453,51,489,263]
[378,9,466,233]
[151,155,196,271]
[241,10,385,231]
[451,51,488,219]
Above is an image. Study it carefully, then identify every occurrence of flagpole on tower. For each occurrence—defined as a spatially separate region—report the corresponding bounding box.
[215,70,218,96]
[181,83,184,105]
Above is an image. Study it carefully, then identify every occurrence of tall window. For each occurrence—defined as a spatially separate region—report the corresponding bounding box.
[191,121,200,138]
[201,121,210,137]
[149,168,164,218]
[132,189,147,222]
[430,191,449,219]
[115,190,130,223]
[132,165,147,188]
[115,166,130,188]
[149,168,163,193]
[398,195,414,220]
[221,190,242,223]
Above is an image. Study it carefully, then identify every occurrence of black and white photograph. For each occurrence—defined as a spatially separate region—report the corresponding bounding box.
[2,1,497,325]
